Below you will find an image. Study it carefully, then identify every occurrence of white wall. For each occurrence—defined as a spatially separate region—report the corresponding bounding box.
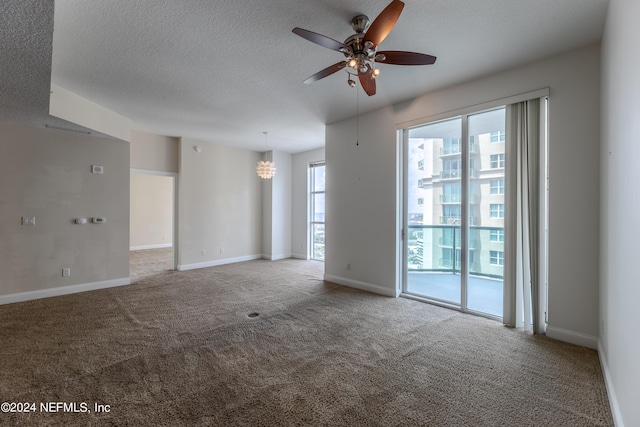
[130,130,179,173]
[326,45,601,344]
[292,148,325,259]
[262,150,292,260]
[600,0,640,425]
[178,137,262,269]
[50,84,132,142]
[0,122,130,301]
[130,173,173,249]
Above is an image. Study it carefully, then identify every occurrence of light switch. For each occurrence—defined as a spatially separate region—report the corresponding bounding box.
[92,217,106,224]
[91,165,104,174]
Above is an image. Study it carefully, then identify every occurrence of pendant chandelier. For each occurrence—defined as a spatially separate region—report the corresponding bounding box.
[256,131,277,179]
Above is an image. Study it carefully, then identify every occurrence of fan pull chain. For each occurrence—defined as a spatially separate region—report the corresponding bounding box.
[356,79,360,147]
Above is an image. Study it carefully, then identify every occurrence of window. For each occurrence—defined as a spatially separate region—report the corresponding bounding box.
[442,138,461,155]
[490,179,505,195]
[442,205,461,223]
[490,229,504,242]
[442,182,461,203]
[418,159,424,170]
[310,162,325,261]
[417,198,424,206]
[490,130,505,143]
[490,154,505,169]
[490,250,504,266]
[490,204,504,219]
[442,159,461,178]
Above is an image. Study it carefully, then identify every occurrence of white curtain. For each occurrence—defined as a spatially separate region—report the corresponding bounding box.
[503,98,545,334]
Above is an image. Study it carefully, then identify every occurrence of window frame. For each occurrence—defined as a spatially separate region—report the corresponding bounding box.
[490,153,505,169]
[490,250,504,266]
[309,162,326,261]
[490,179,505,195]
[490,203,505,219]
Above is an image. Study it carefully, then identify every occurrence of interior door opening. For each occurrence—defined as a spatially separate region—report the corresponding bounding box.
[129,170,178,281]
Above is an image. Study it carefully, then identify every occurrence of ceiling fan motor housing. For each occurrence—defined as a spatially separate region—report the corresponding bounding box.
[344,15,378,74]
[350,14,370,33]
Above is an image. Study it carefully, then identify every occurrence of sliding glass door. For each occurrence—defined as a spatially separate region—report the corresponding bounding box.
[403,108,505,318]
[405,118,462,305]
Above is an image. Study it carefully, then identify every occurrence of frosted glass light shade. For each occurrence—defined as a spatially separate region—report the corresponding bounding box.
[256,160,277,179]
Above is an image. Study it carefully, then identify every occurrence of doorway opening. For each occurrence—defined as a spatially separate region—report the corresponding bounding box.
[129,169,178,281]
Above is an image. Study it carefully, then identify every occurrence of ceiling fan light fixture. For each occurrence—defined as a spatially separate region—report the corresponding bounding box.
[292,0,437,97]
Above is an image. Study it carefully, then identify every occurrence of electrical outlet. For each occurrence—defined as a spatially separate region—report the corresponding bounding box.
[62,268,71,277]
[220,247,224,253]
[21,216,36,225]
[201,249,206,256]
[347,263,351,270]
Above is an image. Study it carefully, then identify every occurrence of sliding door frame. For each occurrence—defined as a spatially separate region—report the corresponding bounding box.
[396,88,549,320]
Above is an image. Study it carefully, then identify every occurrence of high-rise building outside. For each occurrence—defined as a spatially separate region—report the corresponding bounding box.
[409,128,505,280]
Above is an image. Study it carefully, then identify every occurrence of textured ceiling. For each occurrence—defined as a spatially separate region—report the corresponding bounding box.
[2,1,609,153]
[0,0,98,135]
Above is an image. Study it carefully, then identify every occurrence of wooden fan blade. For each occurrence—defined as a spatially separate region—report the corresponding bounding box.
[364,0,405,48]
[376,51,437,65]
[303,61,348,84]
[359,72,376,96]
[292,27,349,52]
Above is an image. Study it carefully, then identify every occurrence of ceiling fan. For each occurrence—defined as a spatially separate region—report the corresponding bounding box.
[292,0,437,96]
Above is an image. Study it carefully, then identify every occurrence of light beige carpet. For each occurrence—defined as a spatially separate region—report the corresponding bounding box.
[0,257,612,426]
[129,247,173,281]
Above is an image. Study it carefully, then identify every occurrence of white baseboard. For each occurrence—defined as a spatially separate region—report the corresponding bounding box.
[291,253,308,260]
[545,325,598,349]
[0,278,131,305]
[130,243,173,251]
[598,341,624,427]
[324,274,396,297]
[177,254,263,271]
[263,253,292,261]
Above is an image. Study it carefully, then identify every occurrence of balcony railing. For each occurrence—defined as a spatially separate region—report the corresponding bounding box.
[439,141,477,156]
[439,194,477,204]
[406,224,504,279]
[439,216,476,225]
[439,235,476,249]
[439,168,478,180]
